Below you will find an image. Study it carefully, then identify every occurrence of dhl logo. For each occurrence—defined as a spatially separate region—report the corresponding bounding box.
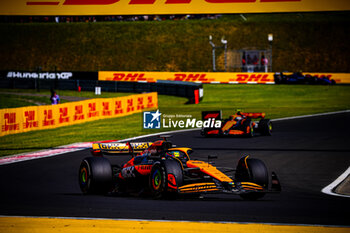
[100,71,275,83]
[5,0,347,17]
[26,0,300,5]
[173,74,209,82]
[108,73,155,82]
[233,74,272,82]
[308,74,332,79]
[173,73,274,83]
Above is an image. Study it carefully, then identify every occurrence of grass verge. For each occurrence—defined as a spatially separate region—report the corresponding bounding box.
[0,12,349,73]
[0,85,349,157]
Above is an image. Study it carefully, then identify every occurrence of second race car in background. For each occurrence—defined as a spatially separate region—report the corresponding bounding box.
[201,110,272,137]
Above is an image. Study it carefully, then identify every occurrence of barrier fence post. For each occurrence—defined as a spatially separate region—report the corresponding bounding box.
[194,89,199,104]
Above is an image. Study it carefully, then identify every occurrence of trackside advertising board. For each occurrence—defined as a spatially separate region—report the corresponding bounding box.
[0,92,158,137]
[1,0,350,15]
[99,71,350,84]
[99,71,275,84]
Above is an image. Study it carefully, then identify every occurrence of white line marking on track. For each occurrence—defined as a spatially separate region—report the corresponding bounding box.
[272,110,350,122]
[0,142,92,166]
[322,166,350,198]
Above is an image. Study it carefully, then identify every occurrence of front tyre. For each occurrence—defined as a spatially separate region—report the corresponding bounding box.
[149,163,167,199]
[236,158,269,200]
[79,157,112,195]
[149,160,183,199]
[259,119,272,136]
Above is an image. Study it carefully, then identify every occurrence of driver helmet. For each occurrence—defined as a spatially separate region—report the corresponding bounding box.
[165,151,181,158]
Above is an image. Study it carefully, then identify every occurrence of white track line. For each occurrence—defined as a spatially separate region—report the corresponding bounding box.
[272,110,350,122]
[322,166,350,198]
[0,142,92,166]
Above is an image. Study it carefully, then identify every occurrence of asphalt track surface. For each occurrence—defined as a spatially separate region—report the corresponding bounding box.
[1,112,350,226]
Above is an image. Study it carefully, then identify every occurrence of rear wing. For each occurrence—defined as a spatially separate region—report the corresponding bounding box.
[241,112,265,119]
[92,142,152,156]
[202,110,265,120]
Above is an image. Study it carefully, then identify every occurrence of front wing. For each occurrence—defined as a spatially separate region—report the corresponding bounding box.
[177,172,281,195]
[178,182,262,194]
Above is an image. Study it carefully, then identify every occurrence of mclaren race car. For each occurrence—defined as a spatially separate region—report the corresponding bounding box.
[201,110,272,137]
[79,136,281,200]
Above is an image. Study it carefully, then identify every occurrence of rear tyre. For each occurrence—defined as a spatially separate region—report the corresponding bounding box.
[259,119,272,136]
[79,157,113,194]
[236,158,269,200]
[149,160,183,199]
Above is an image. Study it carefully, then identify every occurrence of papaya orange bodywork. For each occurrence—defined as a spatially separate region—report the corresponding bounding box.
[186,160,233,183]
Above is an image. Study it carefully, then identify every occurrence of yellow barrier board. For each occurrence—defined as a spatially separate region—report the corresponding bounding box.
[301,73,350,84]
[277,72,350,84]
[0,92,158,137]
[1,0,350,15]
[0,216,349,233]
[99,71,350,84]
[99,71,276,84]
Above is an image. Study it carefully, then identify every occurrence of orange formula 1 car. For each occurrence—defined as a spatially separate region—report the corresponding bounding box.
[201,110,272,137]
[79,136,281,200]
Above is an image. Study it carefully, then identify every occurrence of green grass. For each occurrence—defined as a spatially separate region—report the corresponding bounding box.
[0,89,138,108]
[200,85,350,119]
[0,12,349,73]
[0,89,136,98]
[0,93,51,108]
[0,85,349,157]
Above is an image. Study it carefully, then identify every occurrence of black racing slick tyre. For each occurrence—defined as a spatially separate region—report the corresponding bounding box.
[149,160,183,199]
[243,119,254,137]
[236,158,269,200]
[259,119,272,136]
[79,157,113,195]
